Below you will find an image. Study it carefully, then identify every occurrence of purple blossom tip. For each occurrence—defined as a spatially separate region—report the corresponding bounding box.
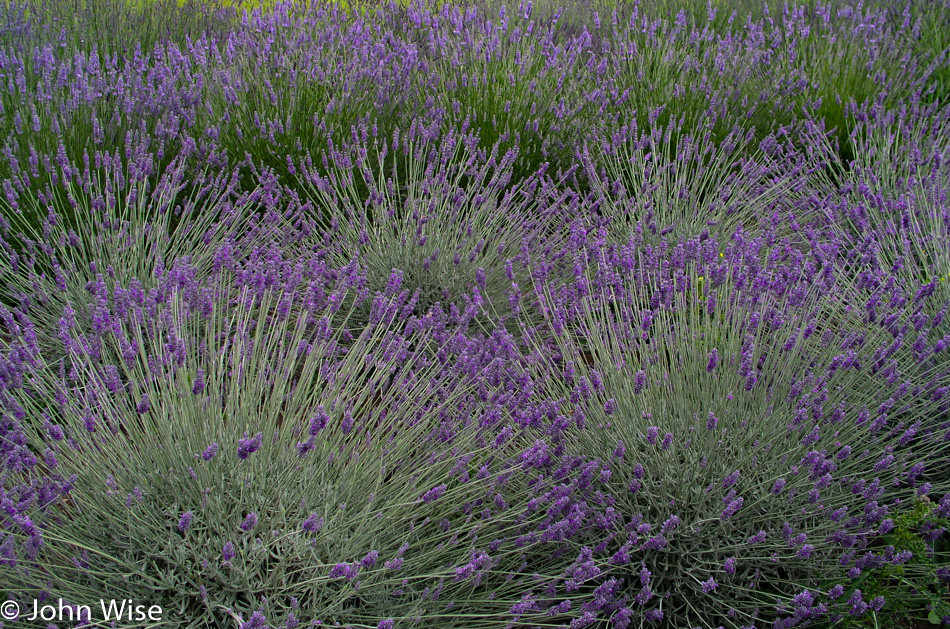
[201,443,219,461]
[238,432,263,460]
[240,513,258,532]
[302,513,323,533]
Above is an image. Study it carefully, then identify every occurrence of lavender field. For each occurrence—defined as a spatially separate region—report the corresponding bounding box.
[1,0,949,626]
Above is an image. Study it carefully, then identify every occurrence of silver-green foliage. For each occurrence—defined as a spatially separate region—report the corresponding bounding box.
[1,272,548,627]
[0,155,293,361]
[526,252,950,626]
[582,120,830,248]
[297,124,567,326]
[827,101,950,298]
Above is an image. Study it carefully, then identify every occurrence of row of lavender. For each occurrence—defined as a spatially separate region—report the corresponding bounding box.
[1,0,949,627]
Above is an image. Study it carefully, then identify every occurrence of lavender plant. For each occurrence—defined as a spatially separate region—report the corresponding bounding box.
[520,224,950,626]
[0,0,241,57]
[205,1,424,184]
[824,100,950,296]
[819,495,950,627]
[296,122,569,328]
[418,0,603,185]
[1,0,950,626]
[0,249,591,626]
[758,1,935,169]
[0,150,300,370]
[581,118,832,249]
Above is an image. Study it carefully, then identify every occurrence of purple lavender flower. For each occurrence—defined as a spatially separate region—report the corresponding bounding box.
[640,567,652,587]
[642,310,654,332]
[361,550,379,568]
[935,493,950,518]
[422,484,447,503]
[721,497,744,520]
[240,612,268,629]
[192,369,205,395]
[748,531,766,544]
[590,370,604,392]
[385,557,404,571]
[222,542,235,563]
[237,432,263,459]
[341,411,355,435]
[701,577,718,593]
[661,515,680,533]
[723,470,740,489]
[302,513,323,533]
[873,454,895,472]
[660,433,673,450]
[707,411,719,431]
[329,562,357,580]
[744,370,758,391]
[240,513,258,532]
[296,435,316,457]
[892,550,913,564]
[848,590,868,616]
[201,443,219,461]
[136,394,150,414]
[178,511,193,533]
[308,406,329,436]
[634,370,647,394]
[706,349,719,372]
[724,557,736,575]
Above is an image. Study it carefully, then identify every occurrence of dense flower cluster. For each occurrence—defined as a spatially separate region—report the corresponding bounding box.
[1,0,949,627]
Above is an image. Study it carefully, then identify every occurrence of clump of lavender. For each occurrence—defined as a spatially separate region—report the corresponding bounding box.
[297,122,567,324]
[582,118,829,249]
[0,148,298,367]
[824,100,950,302]
[0,243,632,625]
[417,0,604,184]
[1,0,949,626]
[524,228,950,625]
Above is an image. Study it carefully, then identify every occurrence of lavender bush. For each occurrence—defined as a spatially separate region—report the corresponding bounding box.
[1,0,949,627]
[0,259,571,626]
[295,121,573,327]
[521,223,950,625]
